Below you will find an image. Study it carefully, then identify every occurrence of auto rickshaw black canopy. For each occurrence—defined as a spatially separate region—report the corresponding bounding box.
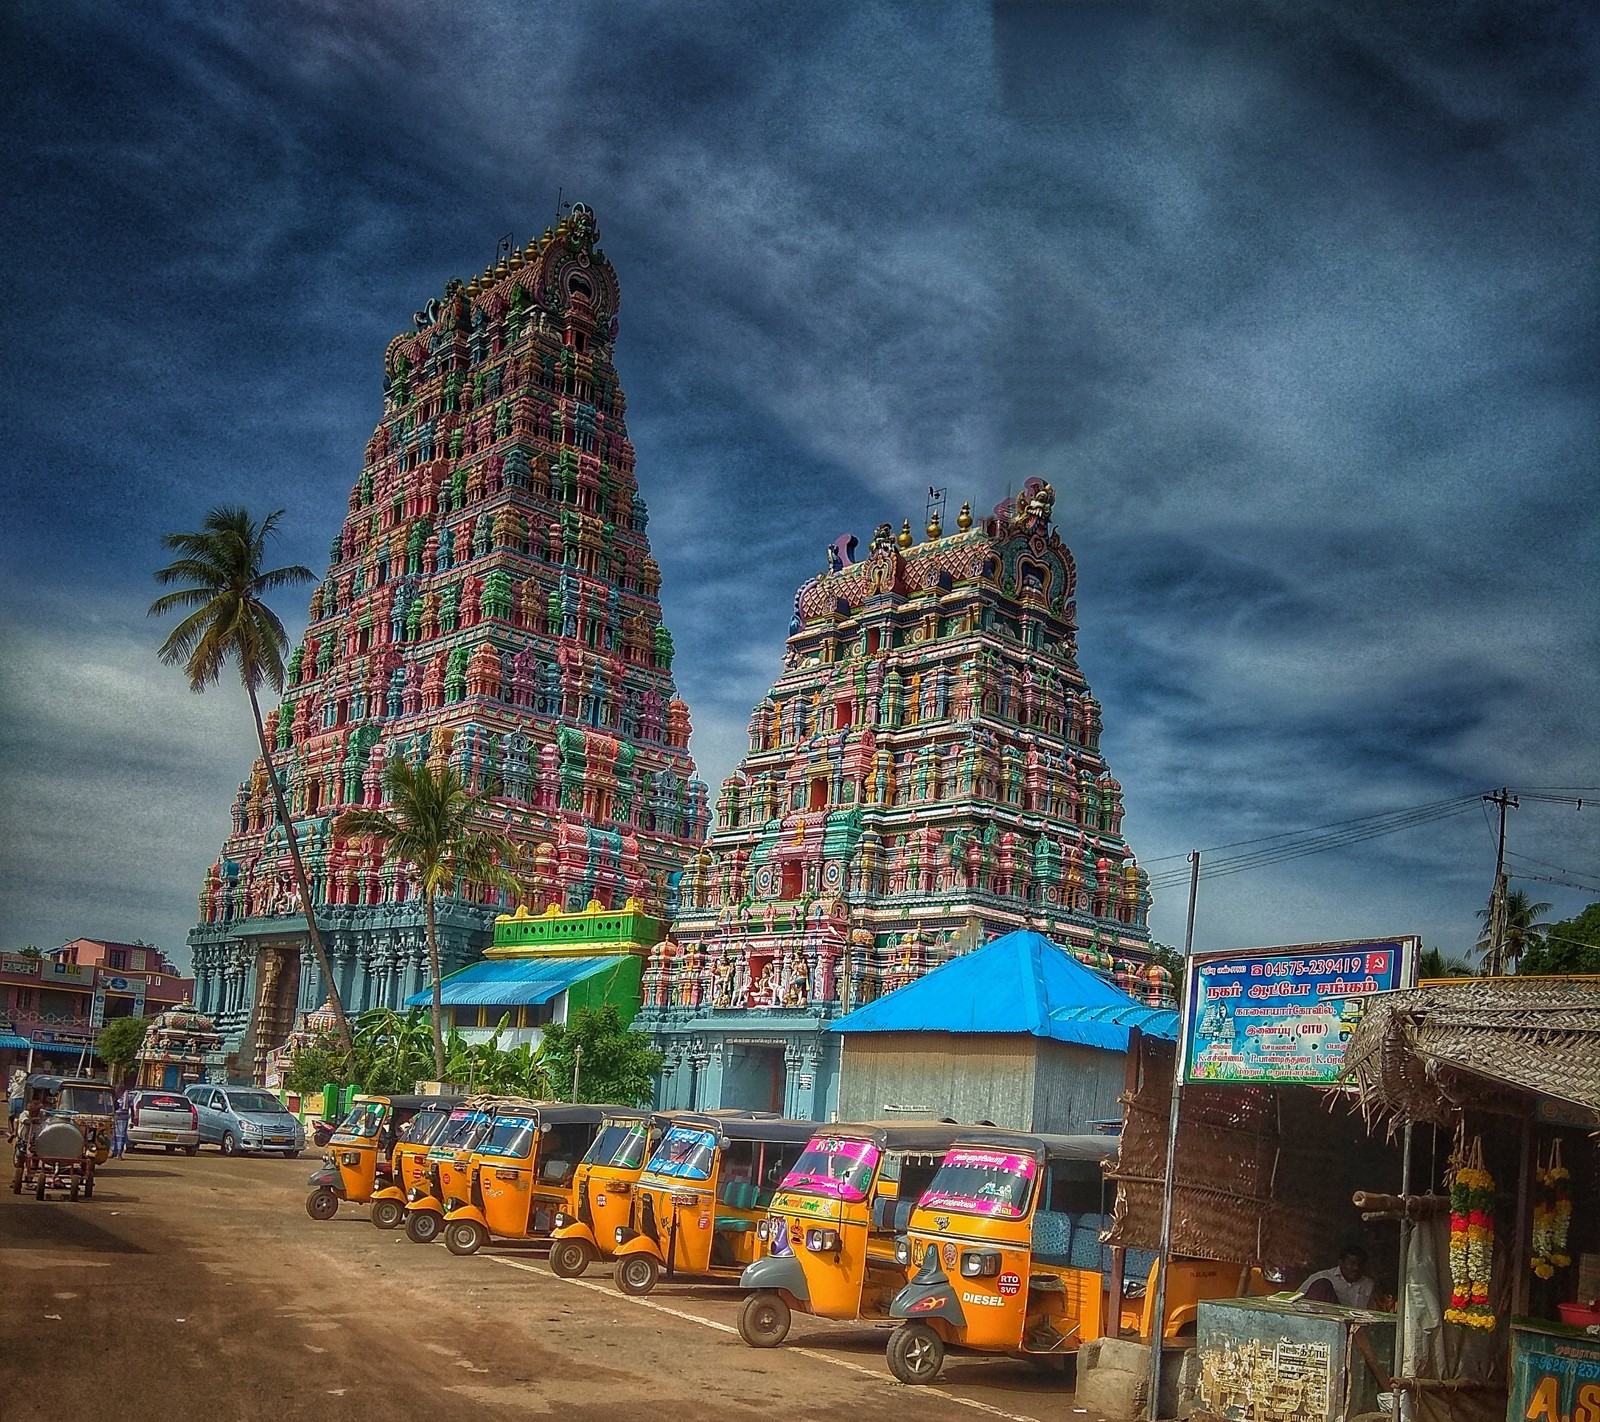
[945,1130,1118,1164]
[669,1114,818,1146]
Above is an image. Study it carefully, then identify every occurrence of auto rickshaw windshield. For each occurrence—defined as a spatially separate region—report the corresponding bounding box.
[400,1108,452,1146]
[336,1101,386,1137]
[437,1110,481,1147]
[58,1085,115,1115]
[482,1115,538,1158]
[781,1136,880,1202]
[920,1148,1037,1219]
[586,1120,650,1169]
[646,1125,716,1180]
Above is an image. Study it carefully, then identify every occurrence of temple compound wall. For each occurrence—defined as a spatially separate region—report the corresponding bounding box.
[188,205,708,1078]
[637,483,1164,1118]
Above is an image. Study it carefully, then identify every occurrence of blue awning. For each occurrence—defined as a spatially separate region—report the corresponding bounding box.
[829,930,1178,1050]
[0,1034,32,1051]
[404,955,630,1009]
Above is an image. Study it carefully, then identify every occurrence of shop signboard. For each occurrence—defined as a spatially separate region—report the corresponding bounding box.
[1508,1323,1600,1422]
[90,988,108,1028]
[1,954,40,977]
[1183,938,1415,1086]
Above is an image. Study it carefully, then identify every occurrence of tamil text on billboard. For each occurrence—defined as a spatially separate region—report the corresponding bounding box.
[1184,939,1411,1085]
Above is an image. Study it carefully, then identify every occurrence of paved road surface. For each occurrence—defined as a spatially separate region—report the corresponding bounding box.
[0,1150,1111,1421]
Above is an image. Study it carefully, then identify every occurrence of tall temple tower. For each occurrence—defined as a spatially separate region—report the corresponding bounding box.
[636,481,1160,1118]
[188,204,709,1075]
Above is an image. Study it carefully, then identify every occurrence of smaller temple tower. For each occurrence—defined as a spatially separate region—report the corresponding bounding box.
[636,481,1163,1118]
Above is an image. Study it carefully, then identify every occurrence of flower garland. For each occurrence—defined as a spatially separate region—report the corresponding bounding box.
[1531,1139,1572,1281]
[1446,1133,1497,1330]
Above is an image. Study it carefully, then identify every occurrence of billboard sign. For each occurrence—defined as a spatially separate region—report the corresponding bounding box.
[1183,939,1414,1085]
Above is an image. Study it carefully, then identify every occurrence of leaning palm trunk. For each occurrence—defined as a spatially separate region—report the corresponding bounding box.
[246,687,353,1057]
[423,890,446,1080]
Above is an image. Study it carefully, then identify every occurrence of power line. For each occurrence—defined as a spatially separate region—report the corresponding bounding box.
[1144,798,1478,889]
[1138,793,1478,865]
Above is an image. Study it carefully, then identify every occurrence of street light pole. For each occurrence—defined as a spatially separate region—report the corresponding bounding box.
[1146,849,1200,1421]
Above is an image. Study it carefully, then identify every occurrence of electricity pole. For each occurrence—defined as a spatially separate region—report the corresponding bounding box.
[571,1042,583,1103]
[1483,789,1518,974]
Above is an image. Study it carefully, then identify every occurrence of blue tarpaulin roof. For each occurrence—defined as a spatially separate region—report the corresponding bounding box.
[0,1034,32,1051]
[403,955,629,1009]
[829,930,1177,1051]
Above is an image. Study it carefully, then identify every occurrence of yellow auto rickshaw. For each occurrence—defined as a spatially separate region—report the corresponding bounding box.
[440,1102,606,1256]
[736,1120,973,1346]
[547,1107,669,1277]
[368,1096,465,1227]
[403,1097,515,1244]
[611,1114,815,1296]
[305,1093,461,1224]
[884,1132,1246,1384]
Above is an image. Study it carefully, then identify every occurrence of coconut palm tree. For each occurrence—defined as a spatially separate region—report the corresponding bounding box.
[150,506,353,1056]
[1475,885,1554,977]
[1418,946,1476,980]
[334,757,518,1078]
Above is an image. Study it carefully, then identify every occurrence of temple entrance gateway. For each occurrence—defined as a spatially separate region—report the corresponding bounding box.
[243,943,301,1082]
[722,1043,786,1114]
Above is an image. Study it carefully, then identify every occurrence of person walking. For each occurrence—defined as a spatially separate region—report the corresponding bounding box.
[6,1066,25,1141]
[111,1091,131,1158]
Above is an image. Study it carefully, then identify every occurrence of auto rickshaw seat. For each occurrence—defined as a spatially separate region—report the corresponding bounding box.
[718,1180,760,1210]
[870,1194,896,1231]
[1032,1209,1075,1266]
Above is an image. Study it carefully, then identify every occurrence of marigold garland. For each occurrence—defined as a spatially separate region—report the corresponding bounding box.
[1531,1139,1572,1281]
[1445,1133,1497,1330]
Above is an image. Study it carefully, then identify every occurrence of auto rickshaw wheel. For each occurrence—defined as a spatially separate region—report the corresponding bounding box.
[35,1174,46,1200]
[69,1176,80,1202]
[738,1291,792,1348]
[445,1220,488,1256]
[549,1238,592,1278]
[405,1209,442,1245]
[615,1253,661,1296]
[887,1322,946,1385]
[371,1198,404,1230]
[306,1188,340,1222]
[82,1177,93,1200]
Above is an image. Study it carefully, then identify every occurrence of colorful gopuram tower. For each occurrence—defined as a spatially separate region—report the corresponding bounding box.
[636,481,1159,1118]
[187,204,709,1075]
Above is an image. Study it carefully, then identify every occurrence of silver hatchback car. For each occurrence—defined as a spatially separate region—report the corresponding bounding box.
[184,1085,305,1158]
[126,1090,200,1155]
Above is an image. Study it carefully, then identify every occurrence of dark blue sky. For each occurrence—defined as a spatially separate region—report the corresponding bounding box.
[2,0,1595,969]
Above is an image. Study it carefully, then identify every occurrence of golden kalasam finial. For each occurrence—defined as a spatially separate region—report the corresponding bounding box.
[465,276,481,298]
[957,501,973,531]
[898,519,913,549]
[524,239,539,260]
[926,512,943,540]
[495,258,510,280]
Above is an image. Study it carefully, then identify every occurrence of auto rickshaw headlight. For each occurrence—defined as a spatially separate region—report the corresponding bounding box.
[553,1213,568,1230]
[341,1152,360,1167]
[756,1220,770,1241]
[804,1228,840,1253]
[894,1236,911,1266]
[960,1250,1003,1278]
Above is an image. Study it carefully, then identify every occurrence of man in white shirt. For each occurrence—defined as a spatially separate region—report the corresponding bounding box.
[1297,1246,1376,1308]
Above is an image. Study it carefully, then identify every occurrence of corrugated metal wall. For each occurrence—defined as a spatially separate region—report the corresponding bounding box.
[838,1033,1129,1133]
[1029,1040,1129,1134]
[837,1034,1039,1128]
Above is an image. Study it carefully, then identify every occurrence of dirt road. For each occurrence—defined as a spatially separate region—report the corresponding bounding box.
[0,1151,1109,1421]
